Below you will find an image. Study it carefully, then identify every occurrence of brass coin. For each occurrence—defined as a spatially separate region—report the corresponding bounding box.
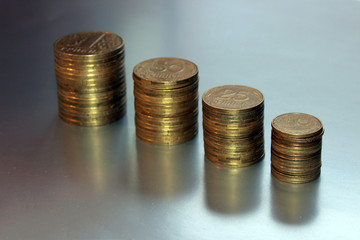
[272,112,324,138]
[136,125,198,145]
[271,167,320,184]
[133,74,198,91]
[54,31,124,59]
[59,110,125,127]
[133,57,198,84]
[55,51,125,68]
[202,85,264,112]
[57,79,126,94]
[205,151,264,168]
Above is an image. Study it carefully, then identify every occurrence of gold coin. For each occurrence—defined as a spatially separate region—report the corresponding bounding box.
[134,78,198,94]
[271,167,320,184]
[54,31,124,59]
[202,85,264,112]
[272,112,324,138]
[57,79,126,94]
[55,51,125,68]
[133,57,198,84]
[136,125,198,145]
[133,74,198,91]
[205,152,264,168]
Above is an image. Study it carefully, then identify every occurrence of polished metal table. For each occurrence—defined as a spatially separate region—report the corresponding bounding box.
[1,0,360,239]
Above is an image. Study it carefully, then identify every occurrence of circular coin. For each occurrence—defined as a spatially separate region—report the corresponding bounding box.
[54,31,124,58]
[133,57,198,83]
[202,85,264,112]
[272,112,323,138]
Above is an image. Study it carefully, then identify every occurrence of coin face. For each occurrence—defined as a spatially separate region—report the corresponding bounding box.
[202,85,264,111]
[272,113,323,136]
[133,58,198,83]
[54,31,124,55]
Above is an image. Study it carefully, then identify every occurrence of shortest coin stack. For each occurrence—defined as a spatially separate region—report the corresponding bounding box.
[203,85,265,167]
[54,31,126,126]
[271,113,324,183]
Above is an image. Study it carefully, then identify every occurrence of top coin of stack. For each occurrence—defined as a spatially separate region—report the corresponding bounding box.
[54,31,126,126]
[271,113,324,183]
[133,57,199,145]
[202,85,265,167]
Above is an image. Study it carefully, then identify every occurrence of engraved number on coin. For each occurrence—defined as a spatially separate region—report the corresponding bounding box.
[285,115,311,129]
[150,61,185,73]
[60,33,119,54]
[214,90,249,106]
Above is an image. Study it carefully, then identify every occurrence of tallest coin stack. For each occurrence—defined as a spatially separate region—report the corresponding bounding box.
[54,31,127,126]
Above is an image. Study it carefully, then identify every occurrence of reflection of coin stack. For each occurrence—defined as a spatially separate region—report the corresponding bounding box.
[135,138,197,197]
[59,119,129,193]
[202,85,265,167]
[133,57,199,145]
[205,158,262,214]
[54,31,126,126]
[271,113,324,183]
[271,177,319,224]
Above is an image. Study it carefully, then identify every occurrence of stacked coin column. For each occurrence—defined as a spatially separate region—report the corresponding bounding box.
[133,58,199,145]
[271,113,324,183]
[54,31,126,126]
[202,85,265,167]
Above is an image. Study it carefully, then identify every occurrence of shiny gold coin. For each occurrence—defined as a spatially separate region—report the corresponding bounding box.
[271,167,320,184]
[54,31,124,59]
[202,85,264,113]
[136,125,198,145]
[272,112,324,138]
[59,110,125,127]
[133,57,198,84]
[205,151,264,168]
[133,74,198,91]
[134,78,198,95]
[55,51,125,68]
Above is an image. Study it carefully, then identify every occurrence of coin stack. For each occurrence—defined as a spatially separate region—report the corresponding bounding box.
[202,85,265,167]
[271,113,324,183]
[133,57,199,145]
[54,31,126,126]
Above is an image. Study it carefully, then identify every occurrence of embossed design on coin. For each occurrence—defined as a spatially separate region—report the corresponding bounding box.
[202,85,264,110]
[54,31,124,55]
[133,58,198,82]
[272,113,323,136]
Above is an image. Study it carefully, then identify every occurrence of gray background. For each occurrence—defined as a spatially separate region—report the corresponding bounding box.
[1,0,360,239]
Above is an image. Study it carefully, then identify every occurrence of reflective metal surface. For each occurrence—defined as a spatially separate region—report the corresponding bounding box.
[1,0,360,239]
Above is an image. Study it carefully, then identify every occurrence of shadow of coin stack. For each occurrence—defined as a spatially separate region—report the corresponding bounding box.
[133,58,199,145]
[271,113,324,183]
[54,31,126,126]
[202,85,265,167]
